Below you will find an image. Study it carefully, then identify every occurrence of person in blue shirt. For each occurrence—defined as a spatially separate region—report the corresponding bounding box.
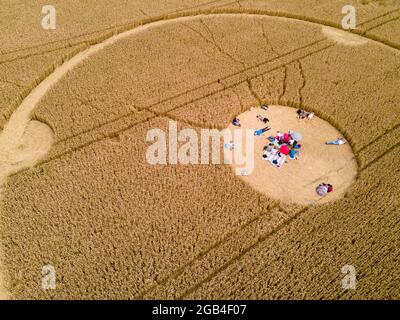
[254,126,271,136]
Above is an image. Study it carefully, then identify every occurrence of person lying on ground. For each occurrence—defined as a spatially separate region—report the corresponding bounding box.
[254,126,271,136]
[297,109,314,120]
[326,137,347,145]
[232,117,241,127]
[256,115,269,124]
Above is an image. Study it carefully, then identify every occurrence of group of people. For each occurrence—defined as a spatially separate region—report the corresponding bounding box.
[262,131,302,167]
[271,131,301,150]
[233,113,272,136]
[230,106,350,197]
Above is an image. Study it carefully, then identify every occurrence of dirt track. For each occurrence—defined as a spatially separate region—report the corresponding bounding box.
[0,2,399,299]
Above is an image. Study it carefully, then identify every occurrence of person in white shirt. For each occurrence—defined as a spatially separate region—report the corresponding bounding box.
[325,138,347,146]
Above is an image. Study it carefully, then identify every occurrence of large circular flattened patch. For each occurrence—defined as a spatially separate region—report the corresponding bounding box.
[229,106,358,205]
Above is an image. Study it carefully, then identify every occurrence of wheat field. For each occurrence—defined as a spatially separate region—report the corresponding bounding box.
[0,0,399,299]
